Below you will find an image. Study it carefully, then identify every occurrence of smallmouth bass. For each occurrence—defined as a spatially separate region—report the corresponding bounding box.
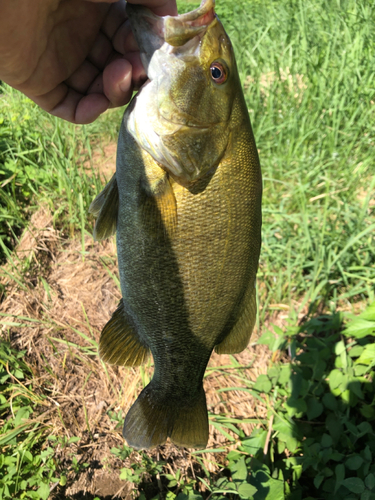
[90,0,262,450]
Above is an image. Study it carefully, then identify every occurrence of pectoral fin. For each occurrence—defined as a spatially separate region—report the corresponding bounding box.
[99,299,149,366]
[89,174,119,241]
[215,281,257,354]
[141,170,177,239]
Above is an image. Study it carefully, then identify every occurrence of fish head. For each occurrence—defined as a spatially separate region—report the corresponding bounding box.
[126,0,240,185]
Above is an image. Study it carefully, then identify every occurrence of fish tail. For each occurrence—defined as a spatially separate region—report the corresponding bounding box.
[123,383,209,450]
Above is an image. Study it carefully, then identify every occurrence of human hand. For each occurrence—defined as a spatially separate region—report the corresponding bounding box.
[0,0,177,124]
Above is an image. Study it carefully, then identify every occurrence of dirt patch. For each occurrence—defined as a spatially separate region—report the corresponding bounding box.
[84,143,117,182]
[0,205,61,303]
[66,469,133,499]
[357,186,375,209]
[245,67,307,105]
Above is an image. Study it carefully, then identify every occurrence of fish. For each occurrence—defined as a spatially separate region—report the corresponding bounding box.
[89,0,262,450]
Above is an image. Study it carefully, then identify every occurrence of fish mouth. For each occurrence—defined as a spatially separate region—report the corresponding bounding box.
[126,0,221,183]
[126,0,216,72]
[126,0,217,130]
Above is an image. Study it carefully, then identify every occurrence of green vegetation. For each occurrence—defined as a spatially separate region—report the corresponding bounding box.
[220,0,375,320]
[0,86,121,266]
[230,302,375,500]
[1,0,374,498]
[0,341,69,499]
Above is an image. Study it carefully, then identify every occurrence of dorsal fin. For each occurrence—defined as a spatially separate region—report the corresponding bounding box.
[99,299,150,366]
[89,174,119,241]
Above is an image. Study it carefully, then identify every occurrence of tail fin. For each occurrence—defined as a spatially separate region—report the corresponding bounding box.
[123,383,208,450]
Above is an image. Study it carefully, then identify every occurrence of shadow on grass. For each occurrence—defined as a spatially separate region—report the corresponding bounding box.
[236,306,375,500]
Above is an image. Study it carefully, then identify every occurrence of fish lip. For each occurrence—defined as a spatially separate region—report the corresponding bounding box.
[164,0,216,46]
[126,5,165,72]
[169,0,215,24]
[126,0,216,62]
[125,0,215,28]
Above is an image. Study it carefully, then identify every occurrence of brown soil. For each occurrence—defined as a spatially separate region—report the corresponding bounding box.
[83,142,117,182]
[0,145,283,499]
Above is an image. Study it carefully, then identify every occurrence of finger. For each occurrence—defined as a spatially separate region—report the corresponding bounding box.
[101,0,127,39]
[127,0,178,16]
[87,31,113,69]
[112,20,138,54]
[88,73,104,95]
[123,52,147,87]
[103,58,134,107]
[29,84,109,124]
[51,88,109,124]
[74,93,110,123]
[105,50,145,80]
[65,60,100,94]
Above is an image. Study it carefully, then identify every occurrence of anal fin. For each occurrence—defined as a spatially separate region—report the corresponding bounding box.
[99,299,149,366]
[89,174,119,241]
[215,281,257,355]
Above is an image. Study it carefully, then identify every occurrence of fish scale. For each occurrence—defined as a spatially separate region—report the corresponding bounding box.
[89,0,262,450]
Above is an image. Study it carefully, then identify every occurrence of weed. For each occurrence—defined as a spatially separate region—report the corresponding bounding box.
[111,302,375,499]
[223,301,375,499]
[0,341,58,499]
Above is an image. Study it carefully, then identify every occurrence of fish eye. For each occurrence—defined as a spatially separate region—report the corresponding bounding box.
[210,62,227,84]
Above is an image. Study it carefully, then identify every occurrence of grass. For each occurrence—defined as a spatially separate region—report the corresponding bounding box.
[0,86,121,265]
[0,340,61,499]
[1,0,375,498]
[218,0,375,319]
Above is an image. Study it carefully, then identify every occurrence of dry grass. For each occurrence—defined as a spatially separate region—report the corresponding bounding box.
[244,67,307,105]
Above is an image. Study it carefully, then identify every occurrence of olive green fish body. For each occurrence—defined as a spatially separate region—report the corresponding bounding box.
[90,0,262,450]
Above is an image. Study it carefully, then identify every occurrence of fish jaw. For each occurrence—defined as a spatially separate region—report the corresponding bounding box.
[125,6,165,75]
[125,0,217,99]
[126,0,215,63]
[126,0,236,185]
